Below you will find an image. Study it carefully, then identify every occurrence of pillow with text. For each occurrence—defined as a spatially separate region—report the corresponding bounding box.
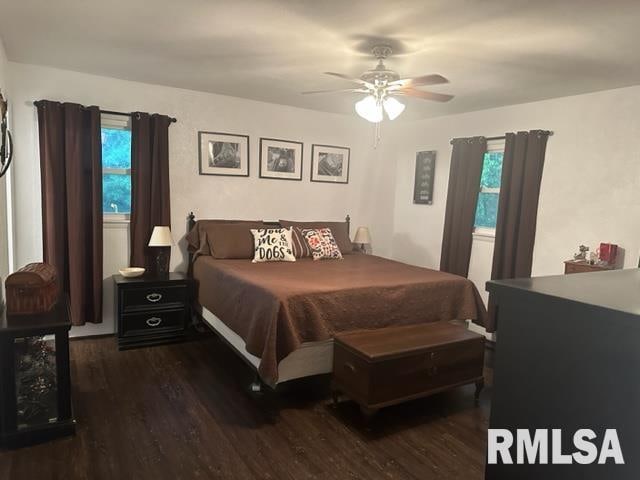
[251,228,296,263]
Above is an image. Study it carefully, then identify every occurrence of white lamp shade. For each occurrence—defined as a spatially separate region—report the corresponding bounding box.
[148,226,173,247]
[383,97,405,120]
[353,226,372,245]
[355,95,383,123]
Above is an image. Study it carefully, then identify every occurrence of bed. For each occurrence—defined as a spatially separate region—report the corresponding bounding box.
[187,214,488,387]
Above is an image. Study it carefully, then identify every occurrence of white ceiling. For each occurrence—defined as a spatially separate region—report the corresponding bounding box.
[1,0,640,120]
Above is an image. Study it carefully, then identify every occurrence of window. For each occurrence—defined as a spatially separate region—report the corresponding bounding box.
[101,115,132,219]
[474,141,504,233]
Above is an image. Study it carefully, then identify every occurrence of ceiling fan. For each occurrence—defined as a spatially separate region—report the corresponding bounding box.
[303,45,454,123]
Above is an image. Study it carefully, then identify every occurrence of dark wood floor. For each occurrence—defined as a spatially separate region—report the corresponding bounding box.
[1,335,492,479]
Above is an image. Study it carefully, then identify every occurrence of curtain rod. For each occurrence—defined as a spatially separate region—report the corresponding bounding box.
[102,109,177,123]
[33,101,177,123]
[450,130,553,145]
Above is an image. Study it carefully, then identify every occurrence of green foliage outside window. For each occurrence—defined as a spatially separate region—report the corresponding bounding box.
[102,128,132,214]
[474,151,503,229]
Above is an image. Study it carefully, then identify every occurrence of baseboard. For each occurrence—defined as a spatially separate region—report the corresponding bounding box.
[69,333,115,341]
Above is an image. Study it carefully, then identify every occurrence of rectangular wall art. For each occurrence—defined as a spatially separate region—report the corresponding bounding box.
[413,150,436,204]
[310,144,350,184]
[259,138,304,181]
[198,131,250,177]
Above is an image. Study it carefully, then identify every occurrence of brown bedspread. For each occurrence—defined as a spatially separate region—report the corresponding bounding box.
[194,254,488,384]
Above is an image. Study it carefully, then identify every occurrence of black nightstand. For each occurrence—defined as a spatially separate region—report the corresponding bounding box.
[113,273,190,350]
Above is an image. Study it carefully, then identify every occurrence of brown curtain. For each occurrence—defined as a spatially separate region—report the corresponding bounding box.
[439,136,487,277]
[37,101,102,326]
[130,113,171,271]
[486,130,549,332]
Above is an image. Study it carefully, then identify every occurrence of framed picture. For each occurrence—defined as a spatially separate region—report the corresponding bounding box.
[259,138,304,181]
[413,150,436,204]
[198,131,249,177]
[310,144,350,184]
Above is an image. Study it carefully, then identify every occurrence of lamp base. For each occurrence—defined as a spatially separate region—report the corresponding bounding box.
[154,249,170,276]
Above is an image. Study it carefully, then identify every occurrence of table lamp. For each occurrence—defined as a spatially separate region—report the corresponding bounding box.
[353,226,371,254]
[148,226,173,275]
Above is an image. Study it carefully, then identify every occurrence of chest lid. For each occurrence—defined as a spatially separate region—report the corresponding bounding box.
[334,321,483,362]
[6,263,57,287]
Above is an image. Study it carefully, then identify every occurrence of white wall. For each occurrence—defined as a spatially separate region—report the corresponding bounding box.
[0,35,10,283]
[8,62,395,335]
[387,85,640,321]
[7,60,640,338]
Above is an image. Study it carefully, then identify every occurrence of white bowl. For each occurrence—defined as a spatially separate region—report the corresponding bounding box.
[119,267,145,278]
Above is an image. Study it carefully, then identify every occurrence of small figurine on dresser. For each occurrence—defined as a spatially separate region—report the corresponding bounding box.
[573,245,589,262]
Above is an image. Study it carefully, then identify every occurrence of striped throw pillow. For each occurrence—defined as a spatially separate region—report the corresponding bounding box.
[290,227,312,258]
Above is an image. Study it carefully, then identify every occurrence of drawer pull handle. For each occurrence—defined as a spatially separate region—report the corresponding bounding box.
[146,293,162,303]
[344,362,357,374]
[146,317,162,327]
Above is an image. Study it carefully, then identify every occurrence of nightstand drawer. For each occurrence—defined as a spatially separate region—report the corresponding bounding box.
[120,308,185,337]
[122,285,187,311]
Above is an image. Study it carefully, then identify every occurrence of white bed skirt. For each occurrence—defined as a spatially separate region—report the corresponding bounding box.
[200,306,334,385]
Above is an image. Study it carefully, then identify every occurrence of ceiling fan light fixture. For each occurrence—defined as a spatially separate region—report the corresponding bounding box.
[383,96,405,120]
[355,95,383,123]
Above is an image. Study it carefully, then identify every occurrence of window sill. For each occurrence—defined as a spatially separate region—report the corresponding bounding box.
[104,214,130,225]
[473,228,495,241]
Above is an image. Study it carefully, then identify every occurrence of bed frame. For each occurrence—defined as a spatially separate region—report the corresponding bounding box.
[186,212,351,391]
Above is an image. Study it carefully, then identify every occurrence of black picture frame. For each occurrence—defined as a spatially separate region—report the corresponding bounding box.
[413,150,436,205]
[198,131,250,177]
[310,144,350,184]
[259,137,304,181]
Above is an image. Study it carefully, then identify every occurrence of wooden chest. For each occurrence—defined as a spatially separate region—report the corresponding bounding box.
[5,263,59,315]
[332,321,485,416]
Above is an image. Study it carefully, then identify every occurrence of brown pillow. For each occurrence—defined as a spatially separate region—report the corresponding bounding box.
[186,219,261,257]
[206,222,264,259]
[279,220,353,255]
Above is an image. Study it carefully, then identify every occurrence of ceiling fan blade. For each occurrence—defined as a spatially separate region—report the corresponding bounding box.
[301,88,368,95]
[395,88,454,102]
[324,72,373,87]
[388,74,449,89]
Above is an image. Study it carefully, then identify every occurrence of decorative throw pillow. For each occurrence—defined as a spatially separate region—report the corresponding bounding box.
[280,220,353,254]
[301,228,343,261]
[290,227,312,258]
[251,228,296,263]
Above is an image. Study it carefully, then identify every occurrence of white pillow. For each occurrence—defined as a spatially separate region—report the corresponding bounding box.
[251,227,296,263]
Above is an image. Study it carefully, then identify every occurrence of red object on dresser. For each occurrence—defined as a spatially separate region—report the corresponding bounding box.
[598,243,618,265]
[5,263,59,315]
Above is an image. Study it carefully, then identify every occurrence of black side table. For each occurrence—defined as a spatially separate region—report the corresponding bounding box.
[113,273,190,350]
[0,296,75,448]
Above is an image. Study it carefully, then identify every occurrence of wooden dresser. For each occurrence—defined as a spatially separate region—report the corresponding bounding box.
[486,269,640,479]
[332,321,485,416]
[564,260,614,274]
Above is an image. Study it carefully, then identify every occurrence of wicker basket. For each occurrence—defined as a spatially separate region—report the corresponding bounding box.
[5,263,59,315]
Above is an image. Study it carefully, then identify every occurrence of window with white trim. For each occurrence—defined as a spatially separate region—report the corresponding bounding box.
[101,114,131,220]
[474,140,504,234]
